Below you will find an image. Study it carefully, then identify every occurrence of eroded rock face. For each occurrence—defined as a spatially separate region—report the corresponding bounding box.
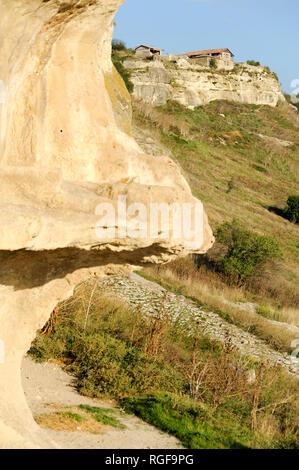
[0,0,213,448]
[124,58,285,108]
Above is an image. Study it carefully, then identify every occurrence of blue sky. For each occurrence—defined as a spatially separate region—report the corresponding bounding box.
[113,0,299,93]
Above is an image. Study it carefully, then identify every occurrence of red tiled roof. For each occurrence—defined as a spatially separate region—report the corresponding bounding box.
[180,48,234,57]
[135,45,162,53]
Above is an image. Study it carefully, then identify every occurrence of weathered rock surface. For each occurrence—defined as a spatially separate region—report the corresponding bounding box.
[0,0,213,448]
[124,58,285,108]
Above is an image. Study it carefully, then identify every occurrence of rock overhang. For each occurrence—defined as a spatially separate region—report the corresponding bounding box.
[0,0,213,448]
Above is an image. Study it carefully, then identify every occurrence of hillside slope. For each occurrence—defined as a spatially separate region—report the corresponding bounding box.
[131,97,299,311]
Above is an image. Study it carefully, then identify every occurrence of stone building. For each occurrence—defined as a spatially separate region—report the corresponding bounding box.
[180,48,234,69]
[135,45,162,58]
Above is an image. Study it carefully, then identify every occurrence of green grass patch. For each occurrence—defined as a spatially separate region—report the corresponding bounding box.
[60,411,86,422]
[78,405,125,429]
[121,394,258,449]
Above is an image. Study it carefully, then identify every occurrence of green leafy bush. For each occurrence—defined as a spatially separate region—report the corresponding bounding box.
[216,220,282,283]
[112,39,127,51]
[247,60,261,66]
[283,195,299,223]
[29,296,185,399]
[209,58,217,69]
[68,332,181,398]
[112,53,134,93]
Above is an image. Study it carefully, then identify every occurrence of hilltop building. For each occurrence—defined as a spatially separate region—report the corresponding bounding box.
[135,45,162,58]
[179,48,234,69]
[134,44,235,70]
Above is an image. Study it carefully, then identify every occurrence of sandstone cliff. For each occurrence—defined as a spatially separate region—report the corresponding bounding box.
[124,57,285,108]
[0,0,213,448]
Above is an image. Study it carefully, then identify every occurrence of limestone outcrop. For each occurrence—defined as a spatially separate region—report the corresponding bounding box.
[0,0,213,448]
[124,57,285,108]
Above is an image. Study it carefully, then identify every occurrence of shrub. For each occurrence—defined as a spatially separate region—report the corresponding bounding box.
[112,39,127,51]
[215,220,282,283]
[209,58,217,69]
[283,195,299,223]
[68,332,182,398]
[29,293,186,399]
[247,60,261,67]
[111,53,134,93]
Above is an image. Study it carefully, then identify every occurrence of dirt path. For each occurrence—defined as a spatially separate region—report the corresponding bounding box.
[21,357,183,449]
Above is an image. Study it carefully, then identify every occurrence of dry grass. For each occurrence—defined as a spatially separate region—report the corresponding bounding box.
[35,404,125,433]
[132,99,299,309]
[278,307,299,326]
[142,257,297,353]
[35,409,103,434]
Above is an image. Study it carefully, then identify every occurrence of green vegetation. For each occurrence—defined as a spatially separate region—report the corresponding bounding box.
[111,40,135,93]
[29,283,299,449]
[215,220,282,283]
[247,60,261,66]
[122,394,252,449]
[60,411,85,422]
[209,58,217,69]
[272,72,279,82]
[78,405,125,429]
[29,290,186,398]
[283,195,299,223]
[112,39,127,52]
[35,404,124,433]
[112,53,134,93]
[284,93,299,112]
[132,99,299,310]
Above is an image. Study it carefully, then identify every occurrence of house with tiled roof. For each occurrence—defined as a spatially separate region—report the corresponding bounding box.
[180,48,234,69]
[135,45,162,58]
[182,48,234,59]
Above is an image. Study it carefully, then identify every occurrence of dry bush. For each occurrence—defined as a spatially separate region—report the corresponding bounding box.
[143,257,297,352]
[249,364,298,437]
[179,328,249,403]
[278,306,299,326]
[246,260,299,311]
[40,306,62,336]
[35,411,102,433]
[143,291,170,359]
